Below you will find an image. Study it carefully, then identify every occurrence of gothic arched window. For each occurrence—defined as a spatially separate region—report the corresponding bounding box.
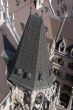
[71,48,73,57]
[59,40,65,53]
[58,57,64,66]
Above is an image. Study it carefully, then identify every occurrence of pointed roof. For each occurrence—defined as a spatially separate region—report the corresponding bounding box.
[55,16,73,54]
[49,16,62,40]
[8,14,52,90]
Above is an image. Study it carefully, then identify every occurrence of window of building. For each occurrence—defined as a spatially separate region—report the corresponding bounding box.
[59,40,65,53]
[45,6,48,13]
[57,0,63,4]
[53,68,61,76]
[23,72,28,79]
[56,10,60,16]
[57,0,60,4]
[38,72,43,81]
[58,58,64,66]
[17,68,23,75]
[61,85,71,93]
[33,0,37,8]
[59,44,64,52]
[23,72,31,80]
[65,74,73,82]
[45,26,48,33]
[27,73,31,80]
[63,5,67,11]
[16,0,20,6]
[54,56,58,63]
[20,22,25,31]
[14,68,23,75]
[71,49,73,57]
[61,7,64,14]
[24,0,26,2]
[3,13,6,20]
[14,68,18,74]
[54,57,64,66]
[68,62,73,70]
[9,94,12,103]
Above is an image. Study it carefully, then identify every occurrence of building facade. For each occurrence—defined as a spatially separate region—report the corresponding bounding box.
[49,0,73,17]
[49,14,73,109]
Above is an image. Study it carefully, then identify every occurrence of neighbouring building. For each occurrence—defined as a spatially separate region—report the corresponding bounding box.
[3,0,53,39]
[0,0,18,109]
[49,13,73,109]
[0,21,18,110]
[49,0,73,17]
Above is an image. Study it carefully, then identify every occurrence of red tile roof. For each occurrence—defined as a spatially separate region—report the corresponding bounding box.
[4,0,53,39]
[56,17,73,48]
[0,22,17,103]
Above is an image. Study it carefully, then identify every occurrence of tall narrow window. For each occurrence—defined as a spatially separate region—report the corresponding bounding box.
[33,0,37,8]
[56,10,60,16]
[71,49,73,57]
[16,0,20,6]
[38,72,43,81]
[68,62,73,70]
[59,40,65,53]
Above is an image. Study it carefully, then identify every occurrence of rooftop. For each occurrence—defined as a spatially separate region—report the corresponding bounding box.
[8,14,55,90]
[0,22,17,103]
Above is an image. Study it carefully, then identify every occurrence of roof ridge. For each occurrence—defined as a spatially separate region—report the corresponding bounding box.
[56,13,68,42]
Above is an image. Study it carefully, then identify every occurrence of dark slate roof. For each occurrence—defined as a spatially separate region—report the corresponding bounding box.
[8,14,54,90]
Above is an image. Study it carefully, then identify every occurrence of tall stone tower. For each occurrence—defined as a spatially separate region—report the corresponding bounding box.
[7,14,54,110]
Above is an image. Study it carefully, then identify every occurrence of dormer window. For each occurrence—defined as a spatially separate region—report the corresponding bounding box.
[38,72,43,82]
[71,49,73,57]
[27,73,31,80]
[56,10,60,16]
[68,62,73,70]
[59,40,65,53]
[23,72,31,80]
[57,0,59,4]
[17,68,23,75]
[14,68,23,75]
[23,72,27,79]
[33,0,37,8]
[16,0,20,6]
[58,57,64,66]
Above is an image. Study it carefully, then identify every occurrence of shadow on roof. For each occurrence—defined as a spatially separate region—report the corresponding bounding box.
[3,34,16,53]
